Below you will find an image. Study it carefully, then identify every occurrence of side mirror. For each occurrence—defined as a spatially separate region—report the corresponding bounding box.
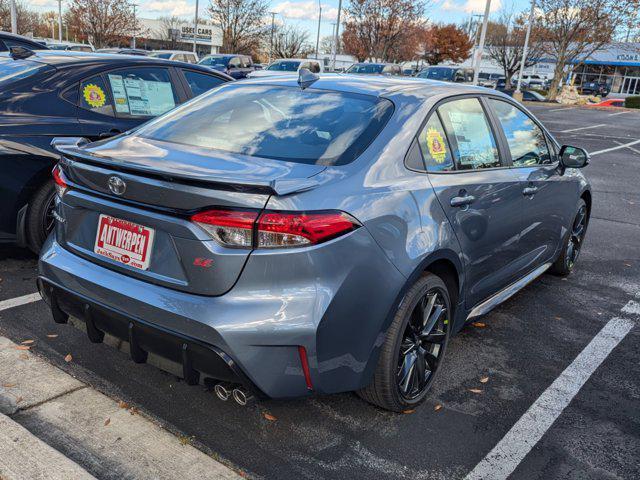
[559,145,589,168]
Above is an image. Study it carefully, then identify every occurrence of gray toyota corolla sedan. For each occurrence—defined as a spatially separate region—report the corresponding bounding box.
[38,73,590,411]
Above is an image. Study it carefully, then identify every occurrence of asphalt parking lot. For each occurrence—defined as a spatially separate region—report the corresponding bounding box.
[1,103,639,480]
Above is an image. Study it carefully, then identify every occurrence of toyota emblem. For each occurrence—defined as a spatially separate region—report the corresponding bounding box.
[107,176,126,196]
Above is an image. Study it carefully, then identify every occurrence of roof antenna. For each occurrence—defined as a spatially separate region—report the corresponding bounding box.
[9,46,35,60]
[298,68,319,90]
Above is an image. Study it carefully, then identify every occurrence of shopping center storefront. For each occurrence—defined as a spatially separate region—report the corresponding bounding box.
[136,18,223,58]
[570,45,640,95]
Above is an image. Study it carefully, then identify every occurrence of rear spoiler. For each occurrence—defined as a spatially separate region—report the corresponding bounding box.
[52,140,322,196]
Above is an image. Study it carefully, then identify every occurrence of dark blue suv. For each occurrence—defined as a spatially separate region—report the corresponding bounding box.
[0,50,231,252]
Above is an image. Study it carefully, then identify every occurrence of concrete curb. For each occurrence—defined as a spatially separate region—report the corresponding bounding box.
[0,335,242,480]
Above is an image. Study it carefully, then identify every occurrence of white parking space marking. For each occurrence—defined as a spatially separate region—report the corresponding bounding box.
[548,107,577,113]
[559,124,606,133]
[614,140,640,155]
[591,139,640,156]
[465,317,634,480]
[608,111,629,116]
[622,300,640,315]
[0,293,42,312]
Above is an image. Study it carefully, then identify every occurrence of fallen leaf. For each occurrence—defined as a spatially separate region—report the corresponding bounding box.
[624,263,632,267]
[19,354,29,360]
[21,340,35,345]
[402,409,416,414]
[179,435,193,446]
[64,353,73,362]
[469,388,483,394]
[104,418,110,426]
[263,412,277,421]
[480,376,489,384]
[434,404,443,411]
[554,316,562,320]
[46,334,59,338]
[471,322,486,328]
[15,396,23,404]
[2,383,16,388]
[129,407,139,415]
[118,400,129,409]
[14,345,30,351]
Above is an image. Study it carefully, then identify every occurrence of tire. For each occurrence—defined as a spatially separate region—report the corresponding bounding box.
[25,179,57,254]
[550,199,588,277]
[358,273,452,412]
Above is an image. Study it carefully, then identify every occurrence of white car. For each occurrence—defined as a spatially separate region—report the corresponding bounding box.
[247,58,323,78]
[149,50,198,64]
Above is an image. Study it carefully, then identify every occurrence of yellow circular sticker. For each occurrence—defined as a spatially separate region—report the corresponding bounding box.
[83,84,106,108]
[426,128,447,163]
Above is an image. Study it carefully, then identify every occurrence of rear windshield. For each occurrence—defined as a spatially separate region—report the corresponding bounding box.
[419,67,455,81]
[135,84,394,166]
[200,56,230,66]
[0,58,53,88]
[267,61,300,72]
[149,52,172,59]
[347,64,384,74]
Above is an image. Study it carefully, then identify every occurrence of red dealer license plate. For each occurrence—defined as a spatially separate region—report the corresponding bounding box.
[94,214,155,270]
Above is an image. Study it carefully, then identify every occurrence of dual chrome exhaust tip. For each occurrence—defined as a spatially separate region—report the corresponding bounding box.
[213,382,253,406]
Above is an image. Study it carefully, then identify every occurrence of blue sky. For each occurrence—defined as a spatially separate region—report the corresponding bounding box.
[31,0,529,40]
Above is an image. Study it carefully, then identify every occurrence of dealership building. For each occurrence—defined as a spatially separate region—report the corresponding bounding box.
[460,42,640,95]
[135,18,223,58]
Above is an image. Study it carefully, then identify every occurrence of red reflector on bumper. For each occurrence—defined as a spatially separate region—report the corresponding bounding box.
[298,346,313,391]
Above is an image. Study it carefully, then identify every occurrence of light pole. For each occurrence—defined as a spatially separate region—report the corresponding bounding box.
[331,0,342,71]
[57,0,63,41]
[315,0,322,60]
[131,3,138,49]
[515,0,536,98]
[10,0,17,34]
[269,12,276,63]
[472,0,491,85]
[193,0,199,54]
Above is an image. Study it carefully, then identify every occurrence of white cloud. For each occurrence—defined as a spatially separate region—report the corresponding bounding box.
[143,0,193,17]
[440,0,502,14]
[272,1,339,22]
[30,0,57,6]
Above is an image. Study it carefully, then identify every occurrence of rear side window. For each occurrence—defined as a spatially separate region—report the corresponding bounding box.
[489,99,551,166]
[417,114,454,172]
[135,84,394,166]
[438,98,500,170]
[106,67,178,117]
[79,75,114,116]
[182,70,225,97]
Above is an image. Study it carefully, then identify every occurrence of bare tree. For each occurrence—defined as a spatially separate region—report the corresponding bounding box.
[485,11,546,88]
[342,0,428,62]
[66,0,139,47]
[155,16,188,49]
[536,0,640,100]
[208,0,270,55]
[272,24,311,58]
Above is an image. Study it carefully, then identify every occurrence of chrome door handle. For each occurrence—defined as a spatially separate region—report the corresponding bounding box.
[450,195,476,208]
[523,186,538,196]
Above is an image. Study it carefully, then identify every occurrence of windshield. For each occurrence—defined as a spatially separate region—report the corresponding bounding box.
[200,56,230,66]
[149,52,172,59]
[135,84,394,166]
[418,67,455,81]
[347,64,384,74]
[267,61,300,72]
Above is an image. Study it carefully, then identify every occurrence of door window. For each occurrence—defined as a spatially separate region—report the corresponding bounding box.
[79,75,114,116]
[105,67,178,118]
[184,54,197,64]
[489,99,551,166]
[437,98,500,170]
[182,70,226,96]
[228,57,242,69]
[417,114,454,172]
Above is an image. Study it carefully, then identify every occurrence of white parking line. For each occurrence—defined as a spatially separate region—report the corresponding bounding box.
[590,139,640,156]
[622,300,640,315]
[614,140,640,156]
[0,293,42,312]
[609,111,628,116]
[547,107,577,113]
[465,316,634,480]
[560,124,606,133]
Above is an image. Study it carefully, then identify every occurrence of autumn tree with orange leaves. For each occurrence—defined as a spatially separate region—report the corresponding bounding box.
[421,24,473,65]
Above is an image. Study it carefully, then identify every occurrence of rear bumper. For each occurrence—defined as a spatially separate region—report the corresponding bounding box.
[38,229,406,398]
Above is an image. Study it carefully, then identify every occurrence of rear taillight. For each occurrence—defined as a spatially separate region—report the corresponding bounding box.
[52,164,67,197]
[190,209,359,248]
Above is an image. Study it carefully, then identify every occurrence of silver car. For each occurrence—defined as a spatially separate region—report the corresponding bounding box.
[39,74,590,411]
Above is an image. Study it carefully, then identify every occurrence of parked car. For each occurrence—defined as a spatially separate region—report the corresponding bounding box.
[149,50,198,63]
[199,54,255,79]
[416,66,474,83]
[39,74,591,412]
[502,89,547,102]
[515,74,546,88]
[346,62,403,75]
[478,72,504,88]
[247,58,323,78]
[496,78,530,90]
[0,32,49,51]
[96,48,149,56]
[0,50,231,252]
[579,81,611,97]
[47,42,95,52]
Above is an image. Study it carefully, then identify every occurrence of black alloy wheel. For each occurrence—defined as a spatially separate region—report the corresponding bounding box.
[550,199,588,276]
